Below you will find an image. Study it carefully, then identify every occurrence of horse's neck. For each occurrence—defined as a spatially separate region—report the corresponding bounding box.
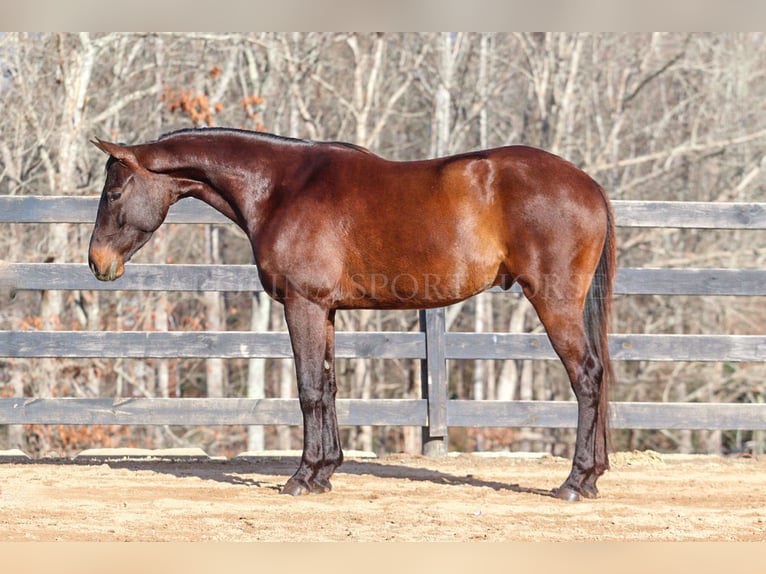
[140,141,273,233]
[186,182,245,228]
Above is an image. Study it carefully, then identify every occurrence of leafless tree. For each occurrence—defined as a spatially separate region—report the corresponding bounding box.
[2,33,765,457]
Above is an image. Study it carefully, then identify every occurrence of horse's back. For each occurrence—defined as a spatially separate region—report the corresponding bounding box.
[396,145,610,255]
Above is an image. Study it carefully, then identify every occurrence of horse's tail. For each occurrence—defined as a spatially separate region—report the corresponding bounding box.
[583,185,616,466]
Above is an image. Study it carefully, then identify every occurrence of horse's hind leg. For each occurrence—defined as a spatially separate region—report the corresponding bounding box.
[522,285,606,501]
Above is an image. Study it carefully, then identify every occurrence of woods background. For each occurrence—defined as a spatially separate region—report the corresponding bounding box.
[1,32,764,458]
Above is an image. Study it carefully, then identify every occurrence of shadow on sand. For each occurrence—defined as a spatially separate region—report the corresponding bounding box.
[81,456,560,498]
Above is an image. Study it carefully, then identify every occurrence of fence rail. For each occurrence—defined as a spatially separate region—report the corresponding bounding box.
[2,196,766,448]
[2,196,765,228]
[1,398,764,431]
[4,262,766,296]
[2,331,765,362]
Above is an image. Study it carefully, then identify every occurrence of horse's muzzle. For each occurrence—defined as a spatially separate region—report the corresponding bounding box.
[88,248,124,282]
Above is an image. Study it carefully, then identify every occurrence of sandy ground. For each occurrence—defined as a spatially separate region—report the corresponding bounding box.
[1,450,765,542]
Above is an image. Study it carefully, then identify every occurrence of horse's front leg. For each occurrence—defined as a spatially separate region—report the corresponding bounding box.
[309,309,343,493]
[281,296,342,495]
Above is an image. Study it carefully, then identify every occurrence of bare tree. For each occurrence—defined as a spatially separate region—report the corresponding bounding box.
[3,33,766,457]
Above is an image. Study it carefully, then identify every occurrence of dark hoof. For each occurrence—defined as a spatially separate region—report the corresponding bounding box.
[553,486,582,502]
[309,478,332,494]
[281,478,312,496]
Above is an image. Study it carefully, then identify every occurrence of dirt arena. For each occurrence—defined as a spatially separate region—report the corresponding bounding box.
[1,450,765,542]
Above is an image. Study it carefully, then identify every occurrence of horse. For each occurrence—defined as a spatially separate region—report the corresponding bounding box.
[87,127,615,502]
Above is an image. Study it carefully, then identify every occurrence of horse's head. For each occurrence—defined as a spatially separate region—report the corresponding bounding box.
[88,139,174,281]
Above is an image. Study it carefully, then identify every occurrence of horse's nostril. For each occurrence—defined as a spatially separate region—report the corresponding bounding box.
[88,254,105,278]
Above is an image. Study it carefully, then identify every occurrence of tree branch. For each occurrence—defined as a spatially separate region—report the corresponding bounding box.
[622,41,689,110]
[592,127,766,174]
[89,87,159,126]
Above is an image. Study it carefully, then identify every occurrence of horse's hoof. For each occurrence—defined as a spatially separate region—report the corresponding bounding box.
[281,479,312,496]
[553,486,582,502]
[309,478,332,494]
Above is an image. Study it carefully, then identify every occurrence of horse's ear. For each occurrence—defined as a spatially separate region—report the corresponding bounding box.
[91,138,140,168]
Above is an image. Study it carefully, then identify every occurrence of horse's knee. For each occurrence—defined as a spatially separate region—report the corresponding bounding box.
[298,386,323,409]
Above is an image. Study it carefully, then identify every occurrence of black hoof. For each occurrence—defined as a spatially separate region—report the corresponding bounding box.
[553,486,582,502]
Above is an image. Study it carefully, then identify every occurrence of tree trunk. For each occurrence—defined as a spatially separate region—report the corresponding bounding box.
[204,226,225,398]
[247,291,271,451]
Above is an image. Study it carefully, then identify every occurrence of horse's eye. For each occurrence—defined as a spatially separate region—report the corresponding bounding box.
[108,191,122,202]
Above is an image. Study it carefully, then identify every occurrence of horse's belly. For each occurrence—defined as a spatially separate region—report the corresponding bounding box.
[337,258,499,310]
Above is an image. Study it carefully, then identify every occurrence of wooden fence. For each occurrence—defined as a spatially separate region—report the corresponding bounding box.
[1,196,765,454]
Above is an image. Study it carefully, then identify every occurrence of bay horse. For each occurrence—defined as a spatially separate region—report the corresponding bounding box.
[88,127,615,501]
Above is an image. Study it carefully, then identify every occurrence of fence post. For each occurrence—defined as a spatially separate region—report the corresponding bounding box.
[419,307,449,456]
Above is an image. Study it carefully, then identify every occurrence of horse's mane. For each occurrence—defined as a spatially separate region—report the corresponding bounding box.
[159,127,308,145]
[158,127,373,155]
